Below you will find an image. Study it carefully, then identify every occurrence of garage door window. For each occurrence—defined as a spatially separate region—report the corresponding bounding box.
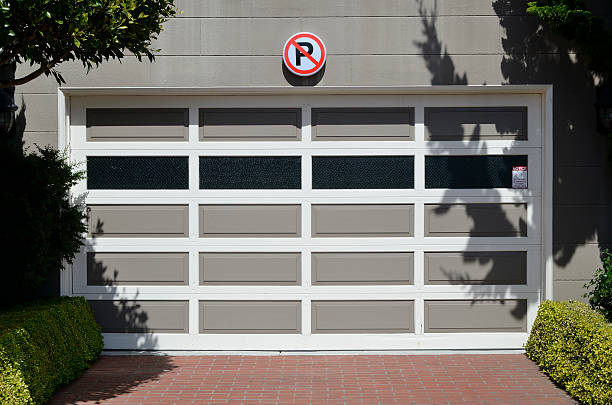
[87,156,189,189]
[200,156,301,189]
[425,155,528,189]
[313,156,414,189]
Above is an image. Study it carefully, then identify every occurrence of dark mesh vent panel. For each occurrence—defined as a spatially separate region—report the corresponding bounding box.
[313,156,414,189]
[200,157,301,189]
[87,157,188,190]
[425,155,528,189]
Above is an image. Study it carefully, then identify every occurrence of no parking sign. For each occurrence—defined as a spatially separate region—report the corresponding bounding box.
[283,32,326,77]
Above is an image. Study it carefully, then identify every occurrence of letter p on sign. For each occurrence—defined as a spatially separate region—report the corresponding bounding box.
[283,32,326,76]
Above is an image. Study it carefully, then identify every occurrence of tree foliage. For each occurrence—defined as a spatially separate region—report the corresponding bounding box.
[527,0,612,78]
[0,0,176,87]
[0,142,86,306]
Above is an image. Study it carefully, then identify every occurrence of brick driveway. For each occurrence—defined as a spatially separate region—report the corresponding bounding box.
[48,354,576,404]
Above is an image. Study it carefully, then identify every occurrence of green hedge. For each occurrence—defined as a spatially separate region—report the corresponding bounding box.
[525,300,612,405]
[0,297,103,404]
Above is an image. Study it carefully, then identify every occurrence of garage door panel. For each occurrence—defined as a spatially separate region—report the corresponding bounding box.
[73,93,545,350]
[312,107,414,141]
[89,300,189,333]
[200,205,301,237]
[424,300,527,332]
[200,301,301,333]
[425,107,527,141]
[88,205,189,237]
[200,108,301,141]
[312,301,414,333]
[425,204,527,237]
[87,252,189,285]
[312,252,413,284]
[424,252,527,285]
[200,253,301,285]
[86,108,189,142]
[312,204,413,237]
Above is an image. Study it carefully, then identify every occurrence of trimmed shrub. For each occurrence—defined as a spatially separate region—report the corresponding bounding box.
[525,300,612,405]
[584,248,612,321]
[0,297,103,404]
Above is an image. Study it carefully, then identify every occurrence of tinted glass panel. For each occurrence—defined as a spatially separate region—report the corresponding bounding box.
[425,155,528,189]
[87,157,188,189]
[313,156,414,189]
[200,157,301,189]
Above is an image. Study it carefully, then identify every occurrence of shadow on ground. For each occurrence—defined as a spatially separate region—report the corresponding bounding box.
[49,356,177,405]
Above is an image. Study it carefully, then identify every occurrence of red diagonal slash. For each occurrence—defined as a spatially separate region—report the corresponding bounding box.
[290,38,320,66]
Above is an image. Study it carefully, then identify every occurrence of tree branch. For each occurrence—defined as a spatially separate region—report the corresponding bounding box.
[0,63,55,88]
[0,52,70,88]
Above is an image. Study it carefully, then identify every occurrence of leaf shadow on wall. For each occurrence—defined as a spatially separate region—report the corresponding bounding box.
[492,0,612,283]
[414,0,530,322]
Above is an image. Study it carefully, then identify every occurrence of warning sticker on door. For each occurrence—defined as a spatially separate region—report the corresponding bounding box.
[512,166,528,189]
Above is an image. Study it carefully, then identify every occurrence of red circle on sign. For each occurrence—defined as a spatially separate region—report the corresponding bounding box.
[283,32,326,76]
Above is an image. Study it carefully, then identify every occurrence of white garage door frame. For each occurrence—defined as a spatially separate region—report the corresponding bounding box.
[58,85,553,351]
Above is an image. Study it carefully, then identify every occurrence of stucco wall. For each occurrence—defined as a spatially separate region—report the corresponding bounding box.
[11,0,612,301]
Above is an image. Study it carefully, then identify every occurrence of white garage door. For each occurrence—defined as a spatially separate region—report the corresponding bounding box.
[63,89,551,350]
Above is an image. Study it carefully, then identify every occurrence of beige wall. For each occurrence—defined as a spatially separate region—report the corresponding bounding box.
[13,0,612,301]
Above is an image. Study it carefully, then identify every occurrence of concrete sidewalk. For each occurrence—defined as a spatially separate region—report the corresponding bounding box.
[48,354,576,404]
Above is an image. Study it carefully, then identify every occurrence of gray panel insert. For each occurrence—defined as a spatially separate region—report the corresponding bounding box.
[88,300,189,333]
[87,252,189,285]
[86,108,189,142]
[200,253,301,285]
[312,204,413,237]
[88,205,189,238]
[312,252,413,285]
[424,252,527,285]
[425,204,527,237]
[200,205,301,237]
[425,107,527,141]
[199,108,301,141]
[199,301,301,333]
[424,300,527,332]
[311,301,414,333]
[312,107,414,141]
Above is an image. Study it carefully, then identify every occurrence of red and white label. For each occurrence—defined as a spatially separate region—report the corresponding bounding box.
[512,166,528,189]
[283,32,326,77]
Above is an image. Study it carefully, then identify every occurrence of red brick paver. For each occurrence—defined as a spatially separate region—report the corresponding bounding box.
[48,354,576,404]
